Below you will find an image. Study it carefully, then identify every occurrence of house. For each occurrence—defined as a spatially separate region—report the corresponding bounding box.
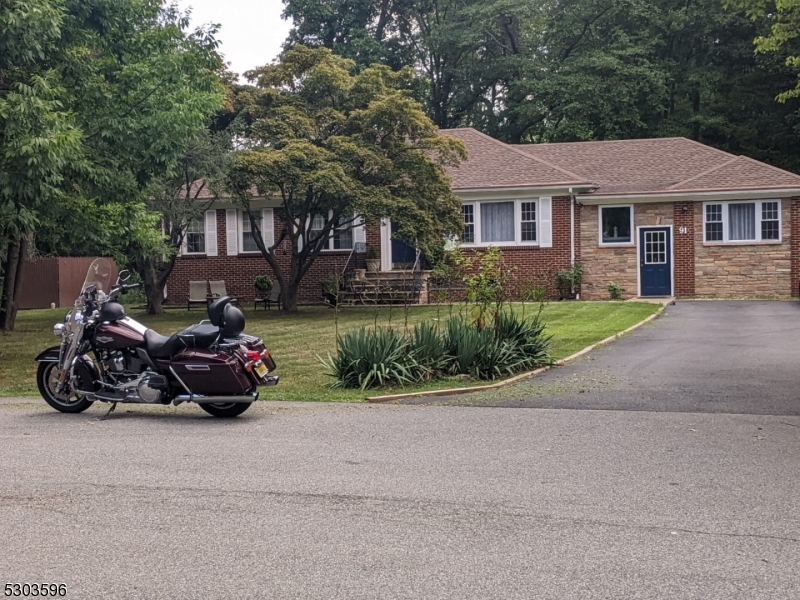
[168,128,800,303]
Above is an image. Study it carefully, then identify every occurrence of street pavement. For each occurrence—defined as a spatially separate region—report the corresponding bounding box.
[1,301,799,599]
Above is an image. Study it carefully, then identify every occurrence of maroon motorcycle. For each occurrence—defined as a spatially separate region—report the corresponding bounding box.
[35,258,278,418]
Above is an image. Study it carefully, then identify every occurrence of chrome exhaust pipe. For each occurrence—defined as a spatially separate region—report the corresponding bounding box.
[173,392,259,405]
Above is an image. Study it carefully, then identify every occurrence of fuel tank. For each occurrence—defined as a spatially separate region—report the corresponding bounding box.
[94,321,146,350]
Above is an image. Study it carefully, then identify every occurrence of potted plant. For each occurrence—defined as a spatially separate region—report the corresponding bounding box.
[365,245,380,272]
[254,275,273,298]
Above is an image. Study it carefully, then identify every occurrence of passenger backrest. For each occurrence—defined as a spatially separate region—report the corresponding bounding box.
[207,296,231,326]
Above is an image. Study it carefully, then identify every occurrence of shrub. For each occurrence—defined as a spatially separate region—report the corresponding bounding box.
[607,282,624,300]
[322,327,426,390]
[324,311,552,388]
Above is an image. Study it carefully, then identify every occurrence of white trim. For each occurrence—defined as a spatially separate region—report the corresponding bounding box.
[458,198,542,247]
[181,216,207,256]
[599,204,635,247]
[456,186,592,200]
[580,188,800,204]
[636,225,675,298]
[380,219,392,271]
[701,199,782,245]
[238,208,275,254]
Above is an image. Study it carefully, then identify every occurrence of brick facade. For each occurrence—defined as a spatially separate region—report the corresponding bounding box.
[169,197,800,305]
[169,210,364,306]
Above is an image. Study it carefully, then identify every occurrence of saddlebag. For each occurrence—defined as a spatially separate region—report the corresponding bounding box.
[169,349,253,396]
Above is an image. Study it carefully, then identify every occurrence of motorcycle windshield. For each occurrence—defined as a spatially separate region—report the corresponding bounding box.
[78,258,116,306]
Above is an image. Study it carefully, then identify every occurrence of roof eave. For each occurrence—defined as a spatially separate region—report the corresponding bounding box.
[578,187,800,204]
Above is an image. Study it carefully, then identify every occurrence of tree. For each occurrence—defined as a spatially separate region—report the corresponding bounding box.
[128,130,231,314]
[0,0,223,331]
[732,0,800,101]
[226,46,466,311]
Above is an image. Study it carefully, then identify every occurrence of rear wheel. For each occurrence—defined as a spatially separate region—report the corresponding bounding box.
[198,402,252,418]
[36,362,94,414]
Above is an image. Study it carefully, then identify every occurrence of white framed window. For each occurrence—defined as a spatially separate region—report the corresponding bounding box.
[599,205,634,246]
[308,212,364,251]
[237,209,274,254]
[703,200,781,244]
[459,198,546,247]
[184,218,206,254]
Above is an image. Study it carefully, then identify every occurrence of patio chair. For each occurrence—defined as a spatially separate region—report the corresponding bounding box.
[209,280,238,306]
[255,281,282,310]
[187,281,209,310]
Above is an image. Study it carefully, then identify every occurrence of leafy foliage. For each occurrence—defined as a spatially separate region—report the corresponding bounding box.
[324,312,552,389]
[226,45,466,311]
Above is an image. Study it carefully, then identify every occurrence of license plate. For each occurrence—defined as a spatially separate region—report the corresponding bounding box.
[254,362,268,378]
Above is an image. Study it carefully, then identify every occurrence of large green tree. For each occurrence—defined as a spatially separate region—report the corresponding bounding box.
[0,0,223,330]
[227,46,466,311]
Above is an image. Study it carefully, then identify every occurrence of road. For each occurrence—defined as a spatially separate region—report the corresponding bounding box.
[1,302,799,599]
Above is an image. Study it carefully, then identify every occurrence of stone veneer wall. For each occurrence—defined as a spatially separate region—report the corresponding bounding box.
[580,203,674,300]
[693,200,793,297]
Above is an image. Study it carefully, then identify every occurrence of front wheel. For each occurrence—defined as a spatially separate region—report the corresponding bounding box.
[198,402,252,418]
[36,362,94,413]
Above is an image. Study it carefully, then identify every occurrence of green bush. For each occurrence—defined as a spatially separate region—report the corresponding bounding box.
[324,311,552,389]
[322,327,426,390]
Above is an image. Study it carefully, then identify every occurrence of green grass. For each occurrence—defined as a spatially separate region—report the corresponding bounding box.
[0,301,660,401]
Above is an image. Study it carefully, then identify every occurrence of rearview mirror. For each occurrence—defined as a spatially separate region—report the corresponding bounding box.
[117,270,131,284]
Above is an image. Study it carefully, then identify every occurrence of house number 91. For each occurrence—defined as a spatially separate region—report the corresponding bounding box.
[679,226,688,234]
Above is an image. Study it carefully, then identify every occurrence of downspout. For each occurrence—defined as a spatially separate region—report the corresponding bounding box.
[569,188,578,300]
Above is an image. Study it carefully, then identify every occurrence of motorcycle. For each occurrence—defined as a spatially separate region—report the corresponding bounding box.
[35,258,278,418]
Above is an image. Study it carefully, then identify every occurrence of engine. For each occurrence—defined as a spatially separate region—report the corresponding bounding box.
[100,350,168,403]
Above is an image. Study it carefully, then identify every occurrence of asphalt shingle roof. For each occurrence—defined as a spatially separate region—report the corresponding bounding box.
[439,128,593,190]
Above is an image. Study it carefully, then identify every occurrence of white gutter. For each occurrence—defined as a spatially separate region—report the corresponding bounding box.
[579,187,800,204]
[569,187,579,300]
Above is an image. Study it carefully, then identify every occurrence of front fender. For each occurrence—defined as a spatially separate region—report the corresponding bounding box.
[35,347,61,362]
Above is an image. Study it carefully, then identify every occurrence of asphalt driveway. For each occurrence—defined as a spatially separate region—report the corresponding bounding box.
[402,301,800,415]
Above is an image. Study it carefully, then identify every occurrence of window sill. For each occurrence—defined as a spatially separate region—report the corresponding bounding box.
[598,242,635,248]
[702,240,783,247]
[180,253,207,258]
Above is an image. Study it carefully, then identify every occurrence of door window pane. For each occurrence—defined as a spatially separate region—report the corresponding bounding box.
[242,210,261,252]
[480,202,515,243]
[728,203,755,241]
[601,206,632,244]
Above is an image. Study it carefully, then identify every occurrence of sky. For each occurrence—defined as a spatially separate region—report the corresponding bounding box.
[175,0,293,79]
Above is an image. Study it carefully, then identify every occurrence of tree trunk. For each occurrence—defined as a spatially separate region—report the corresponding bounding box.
[282,280,300,312]
[144,281,164,315]
[0,234,29,333]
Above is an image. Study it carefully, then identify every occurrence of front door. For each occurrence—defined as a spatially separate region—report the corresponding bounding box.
[391,221,417,268]
[639,227,672,297]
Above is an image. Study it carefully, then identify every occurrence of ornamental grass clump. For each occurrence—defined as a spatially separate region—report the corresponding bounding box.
[323,311,552,389]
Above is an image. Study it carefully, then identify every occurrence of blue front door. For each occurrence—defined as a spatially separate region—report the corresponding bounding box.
[639,227,672,296]
[391,221,416,266]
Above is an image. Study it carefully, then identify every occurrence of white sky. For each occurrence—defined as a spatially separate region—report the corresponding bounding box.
[175,0,293,79]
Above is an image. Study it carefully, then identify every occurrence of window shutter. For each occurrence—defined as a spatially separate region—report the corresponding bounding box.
[205,210,218,256]
[262,209,275,248]
[539,197,552,248]
[226,209,238,256]
[354,214,366,246]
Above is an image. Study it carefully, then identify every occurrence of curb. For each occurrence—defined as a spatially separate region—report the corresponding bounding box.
[366,301,670,404]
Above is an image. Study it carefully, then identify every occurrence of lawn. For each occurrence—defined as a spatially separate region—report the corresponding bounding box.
[0,301,660,401]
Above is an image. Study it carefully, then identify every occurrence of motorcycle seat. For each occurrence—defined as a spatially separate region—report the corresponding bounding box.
[178,324,220,349]
[144,329,186,359]
[144,325,221,360]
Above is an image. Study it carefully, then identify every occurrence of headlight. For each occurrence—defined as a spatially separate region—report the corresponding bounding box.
[53,323,65,336]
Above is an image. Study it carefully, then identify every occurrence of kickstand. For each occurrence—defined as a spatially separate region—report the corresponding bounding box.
[101,402,117,421]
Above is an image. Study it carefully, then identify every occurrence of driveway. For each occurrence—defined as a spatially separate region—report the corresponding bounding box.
[402,301,800,415]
